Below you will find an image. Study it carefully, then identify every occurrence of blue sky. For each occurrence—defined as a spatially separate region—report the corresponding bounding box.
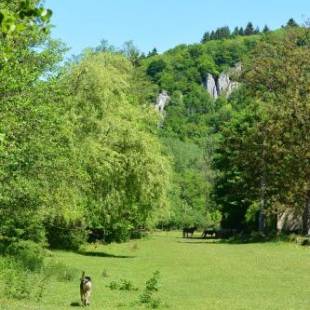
[46,0,310,56]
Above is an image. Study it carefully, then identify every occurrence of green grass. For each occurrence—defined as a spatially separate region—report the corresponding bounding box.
[1,231,310,309]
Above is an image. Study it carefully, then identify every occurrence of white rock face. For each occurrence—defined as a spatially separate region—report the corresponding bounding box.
[218,73,230,95]
[155,91,170,112]
[218,73,240,97]
[205,74,218,98]
[204,64,241,99]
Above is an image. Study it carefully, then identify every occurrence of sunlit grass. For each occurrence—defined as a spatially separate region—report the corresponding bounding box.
[1,231,310,309]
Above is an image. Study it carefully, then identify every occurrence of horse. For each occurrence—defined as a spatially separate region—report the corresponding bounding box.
[201,228,216,239]
[182,227,197,238]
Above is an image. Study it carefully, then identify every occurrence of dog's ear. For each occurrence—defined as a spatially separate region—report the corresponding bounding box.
[81,271,85,281]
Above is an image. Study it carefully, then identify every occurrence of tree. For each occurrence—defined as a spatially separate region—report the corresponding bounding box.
[214,26,231,40]
[242,27,310,233]
[121,41,141,66]
[63,52,171,241]
[147,48,158,57]
[263,25,270,33]
[244,22,255,35]
[146,59,167,82]
[232,27,240,36]
[0,0,52,36]
[286,18,299,28]
[201,31,211,43]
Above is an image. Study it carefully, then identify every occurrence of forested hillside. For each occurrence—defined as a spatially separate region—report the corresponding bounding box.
[140,20,310,233]
[140,30,261,229]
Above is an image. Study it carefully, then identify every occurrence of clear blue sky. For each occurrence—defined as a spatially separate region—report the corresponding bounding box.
[46,0,309,56]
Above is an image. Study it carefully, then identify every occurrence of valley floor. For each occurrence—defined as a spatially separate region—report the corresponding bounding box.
[1,231,310,309]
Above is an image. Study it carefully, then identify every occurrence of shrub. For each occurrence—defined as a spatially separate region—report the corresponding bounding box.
[44,215,87,251]
[119,279,138,291]
[106,279,138,291]
[6,240,45,271]
[0,213,46,253]
[0,257,50,301]
[139,271,161,308]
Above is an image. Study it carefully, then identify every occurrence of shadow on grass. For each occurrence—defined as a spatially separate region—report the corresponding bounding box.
[70,301,80,307]
[178,237,280,245]
[78,251,135,259]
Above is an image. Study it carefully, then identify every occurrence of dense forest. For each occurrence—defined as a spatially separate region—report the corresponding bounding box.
[0,0,309,256]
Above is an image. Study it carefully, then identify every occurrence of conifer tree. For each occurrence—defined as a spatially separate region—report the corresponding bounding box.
[263,25,270,33]
[201,32,211,43]
[286,18,299,28]
[244,22,255,35]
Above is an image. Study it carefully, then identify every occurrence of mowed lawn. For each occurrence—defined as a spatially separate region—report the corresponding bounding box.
[1,231,310,310]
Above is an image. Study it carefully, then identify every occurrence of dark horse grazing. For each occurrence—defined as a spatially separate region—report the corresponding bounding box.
[183,227,197,238]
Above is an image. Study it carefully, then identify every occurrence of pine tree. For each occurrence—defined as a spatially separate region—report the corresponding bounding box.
[263,25,270,33]
[201,32,211,43]
[232,26,240,36]
[238,27,244,36]
[147,48,158,57]
[244,22,255,35]
[210,30,215,40]
[286,18,299,28]
[254,26,260,34]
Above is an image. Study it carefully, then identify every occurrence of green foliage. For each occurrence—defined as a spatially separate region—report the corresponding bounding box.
[6,240,45,271]
[44,216,87,251]
[201,22,265,43]
[0,256,51,301]
[140,32,261,230]
[107,279,138,291]
[0,0,52,36]
[0,2,171,248]
[139,271,161,308]
[213,27,310,231]
[62,52,171,240]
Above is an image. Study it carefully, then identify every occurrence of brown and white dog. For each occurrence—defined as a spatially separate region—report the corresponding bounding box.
[80,271,92,306]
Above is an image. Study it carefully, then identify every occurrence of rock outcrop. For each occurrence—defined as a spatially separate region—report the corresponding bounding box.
[205,74,218,98]
[155,90,170,113]
[204,64,241,99]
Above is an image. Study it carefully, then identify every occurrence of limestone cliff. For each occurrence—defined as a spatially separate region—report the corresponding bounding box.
[204,64,241,98]
[155,90,170,112]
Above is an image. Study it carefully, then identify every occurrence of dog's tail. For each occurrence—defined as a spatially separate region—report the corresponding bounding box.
[81,271,85,281]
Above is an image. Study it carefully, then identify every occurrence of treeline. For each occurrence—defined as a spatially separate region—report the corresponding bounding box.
[0,1,170,252]
[201,18,299,43]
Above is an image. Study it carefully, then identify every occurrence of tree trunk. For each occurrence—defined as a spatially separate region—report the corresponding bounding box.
[258,170,266,232]
[302,191,310,235]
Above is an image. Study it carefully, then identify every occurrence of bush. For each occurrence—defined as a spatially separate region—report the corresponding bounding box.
[0,212,46,253]
[106,279,138,291]
[139,271,161,308]
[45,215,87,250]
[0,257,50,301]
[6,240,45,271]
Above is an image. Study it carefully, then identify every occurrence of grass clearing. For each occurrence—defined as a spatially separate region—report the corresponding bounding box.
[1,231,310,309]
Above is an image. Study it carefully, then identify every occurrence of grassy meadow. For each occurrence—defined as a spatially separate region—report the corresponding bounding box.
[1,232,310,310]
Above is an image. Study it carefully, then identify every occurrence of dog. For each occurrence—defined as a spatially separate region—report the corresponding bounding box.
[80,271,92,306]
